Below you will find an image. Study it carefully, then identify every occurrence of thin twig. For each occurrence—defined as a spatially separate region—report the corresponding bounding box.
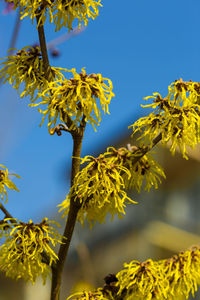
[0,202,15,221]
[9,8,22,53]
[0,8,21,86]
[47,26,85,50]
[131,132,162,165]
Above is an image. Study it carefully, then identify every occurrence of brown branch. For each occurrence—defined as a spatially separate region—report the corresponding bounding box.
[0,202,14,219]
[36,14,51,80]
[35,13,87,299]
[130,132,162,165]
[51,122,86,300]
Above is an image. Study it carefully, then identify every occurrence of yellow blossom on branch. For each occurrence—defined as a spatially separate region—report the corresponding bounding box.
[162,246,200,299]
[115,246,200,300]
[66,247,200,299]
[108,146,165,193]
[0,165,20,203]
[6,0,102,30]
[53,0,102,31]
[67,289,112,300]
[34,68,114,132]
[0,46,63,101]
[0,218,63,283]
[168,79,200,106]
[130,79,200,159]
[59,152,135,227]
[59,145,165,227]
[116,259,168,300]
[6,0,53,26]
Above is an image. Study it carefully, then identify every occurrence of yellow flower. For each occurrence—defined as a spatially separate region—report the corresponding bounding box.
[116,246,200,300]
[34,68,114,132]
[163,246,200,299]
[168,79,200,106]
[67,289,112,300]
[116,259,168,300]
[0,218,62,283]
[0,46,63,101]
[0,165,20,203]
[6,0,101,30]
[107,146,165,193]
[59,151,135,228]
[130,80,200,159]
[59,145,165,227]
[53,0,102,31]
[6,0,54,27]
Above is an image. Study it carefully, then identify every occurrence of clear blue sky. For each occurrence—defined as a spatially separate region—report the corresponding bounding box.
[0,0,199,222]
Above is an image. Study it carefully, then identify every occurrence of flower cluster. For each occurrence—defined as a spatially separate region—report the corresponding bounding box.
[7,0,52,26]
[130,79,200,159]
[34,68,114,132]
[59,146,165,227]
[163,247,200,299]
[0,46,63,101]
[116,259,168,300]
[0,164,20,203]
[53,0,102,31]
[108,146,165,193]
[6,0,102,30]
[59,152,135,227]
[67,289,112,300]
[115,246,200,300]
[0,218,62,283]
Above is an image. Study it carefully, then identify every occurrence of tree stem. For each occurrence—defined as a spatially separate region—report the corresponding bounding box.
[36,15,51,80]
[35,15,85,299]
[51,125,86,300]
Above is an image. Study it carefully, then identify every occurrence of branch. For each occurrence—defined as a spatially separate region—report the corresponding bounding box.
[36,14,51,80]
[47,25,85,50]
[0,202,14,219]
[130,132,162,165]
[51,121,86,300]
[0,8,21,86]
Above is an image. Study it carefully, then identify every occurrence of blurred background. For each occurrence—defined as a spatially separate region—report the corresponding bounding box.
[0,0,200,299]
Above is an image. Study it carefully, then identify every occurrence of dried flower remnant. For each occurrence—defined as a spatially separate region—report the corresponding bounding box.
[0,218,63,283]
[2,1,14,14]
[0,165,20,203]
[35,68,114,132]
[130,79,200,159]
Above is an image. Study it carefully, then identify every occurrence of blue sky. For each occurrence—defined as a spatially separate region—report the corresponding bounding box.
[0,0,200,222]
